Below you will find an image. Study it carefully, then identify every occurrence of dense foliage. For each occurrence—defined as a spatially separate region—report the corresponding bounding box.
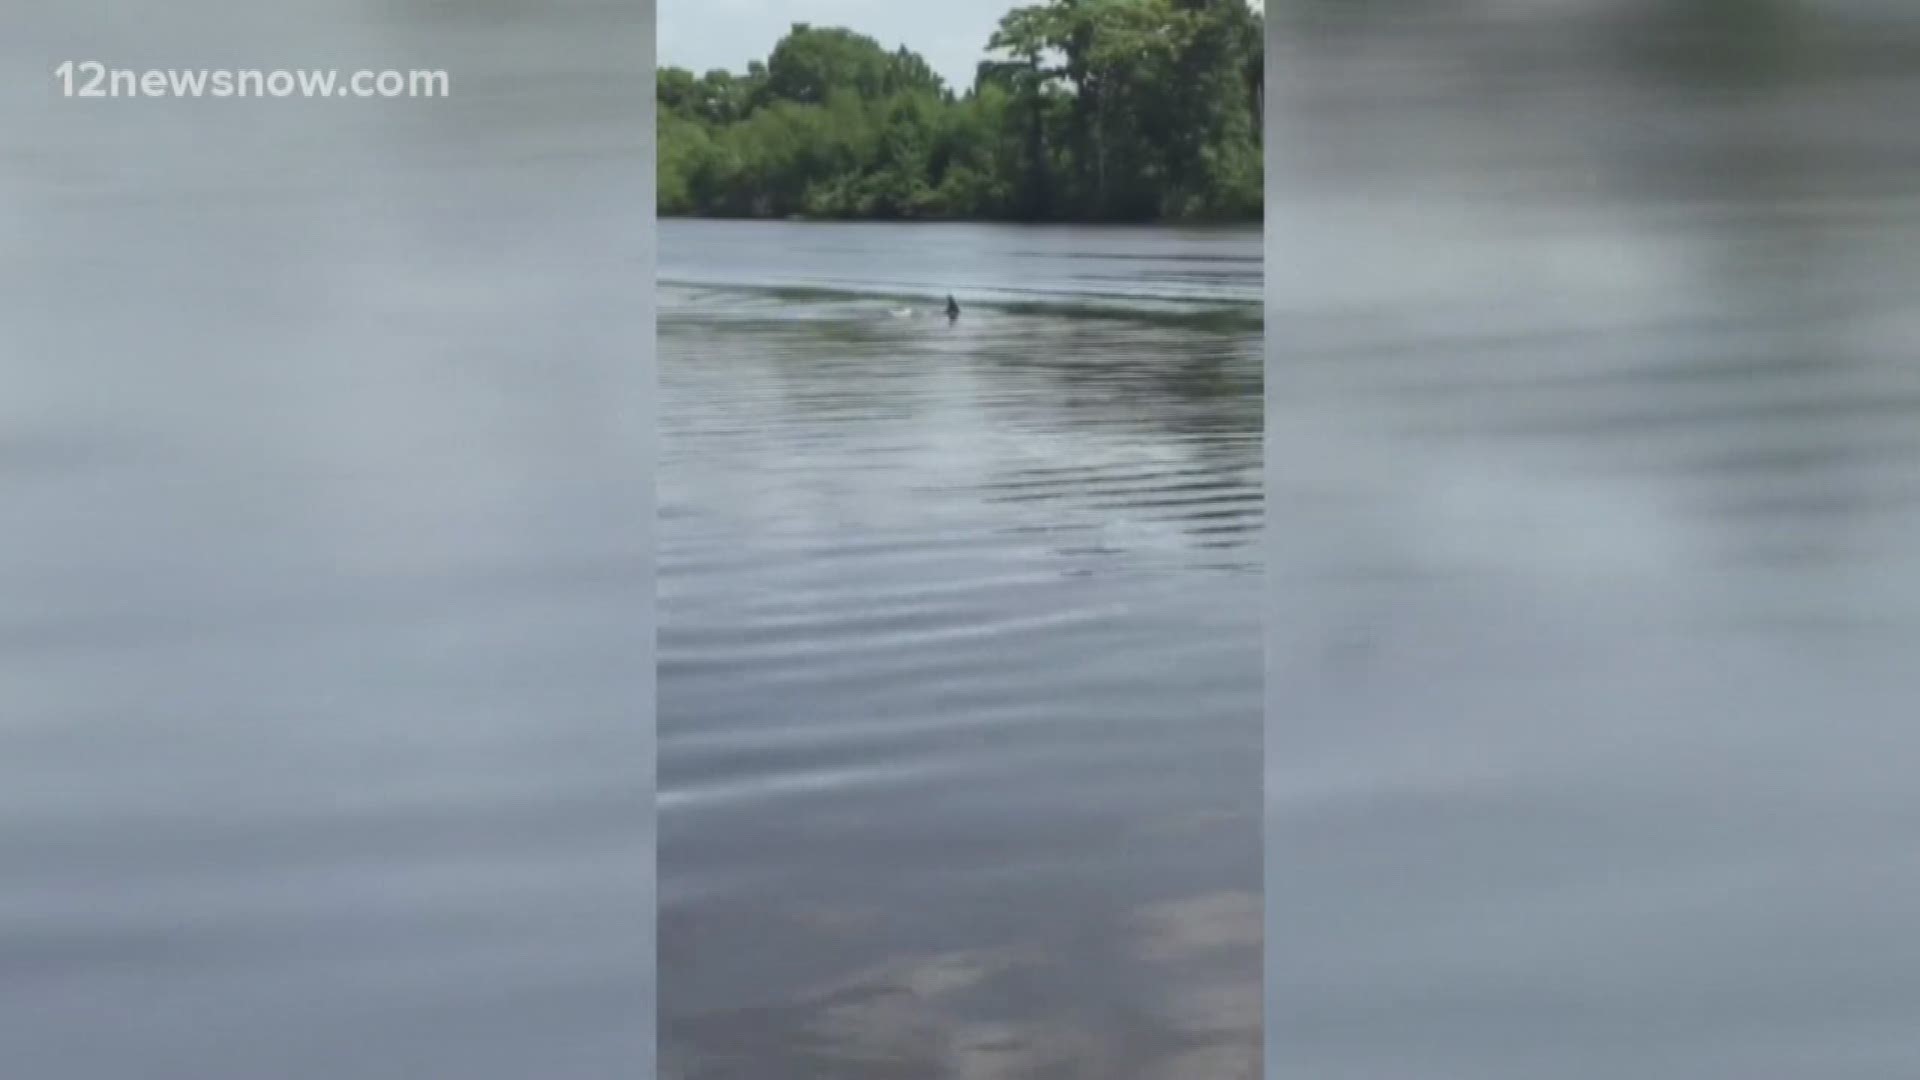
[658,0,1264,222]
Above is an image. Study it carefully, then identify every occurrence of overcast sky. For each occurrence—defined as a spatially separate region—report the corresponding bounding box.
[656,0,1033,91]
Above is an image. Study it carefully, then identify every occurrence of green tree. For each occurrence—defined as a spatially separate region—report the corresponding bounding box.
[765,24,946,104]
[657,1,1262,222]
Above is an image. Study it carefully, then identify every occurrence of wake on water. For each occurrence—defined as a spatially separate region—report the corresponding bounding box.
[659,279,1260,332]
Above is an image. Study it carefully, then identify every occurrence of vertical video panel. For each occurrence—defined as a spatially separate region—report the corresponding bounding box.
[656,2,1264,1076]
[1,2,653,1077]
[1268,2,1920,1077]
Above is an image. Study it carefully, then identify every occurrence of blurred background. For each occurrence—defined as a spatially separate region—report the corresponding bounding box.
[2,2,652,1077]
[1268,2,1920,1077]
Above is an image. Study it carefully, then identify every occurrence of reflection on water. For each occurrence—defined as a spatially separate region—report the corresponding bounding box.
[1269,6,1920,1078]
[658,224,1261,1078]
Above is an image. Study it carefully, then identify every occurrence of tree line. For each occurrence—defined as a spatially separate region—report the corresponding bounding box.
[657,0,1264,223]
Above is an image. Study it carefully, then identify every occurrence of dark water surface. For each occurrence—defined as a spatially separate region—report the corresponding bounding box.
[1268,10,1920,1079]
[658,223,1262,1077]
[661,218,1262,315]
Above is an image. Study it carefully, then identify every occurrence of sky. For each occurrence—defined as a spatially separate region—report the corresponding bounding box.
[655,0,1038,92]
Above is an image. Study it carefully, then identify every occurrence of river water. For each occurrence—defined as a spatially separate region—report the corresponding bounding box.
[2,4,652,1077]
[1267,10,1920,1078]
[658,221,1263,1078]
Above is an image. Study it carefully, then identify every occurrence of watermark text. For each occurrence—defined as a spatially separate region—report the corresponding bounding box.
[54,61,449,99]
